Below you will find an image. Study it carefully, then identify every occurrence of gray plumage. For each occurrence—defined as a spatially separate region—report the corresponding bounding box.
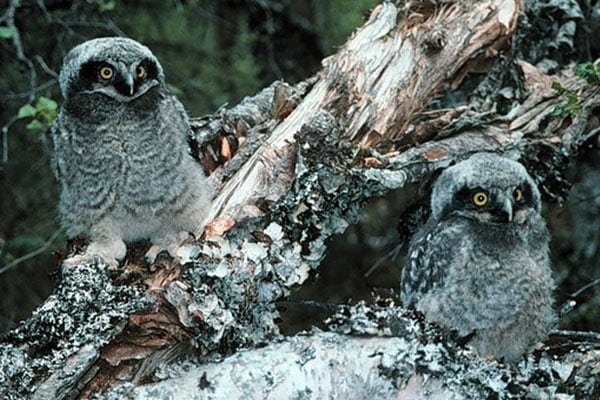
[400,153,556,363]
[51,37,210,267]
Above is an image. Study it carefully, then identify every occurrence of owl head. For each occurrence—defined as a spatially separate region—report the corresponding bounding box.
[431,153,542,223]
[58,37,165,101]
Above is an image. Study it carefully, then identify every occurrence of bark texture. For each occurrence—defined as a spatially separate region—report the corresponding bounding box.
[1,0,599,399]
[106,303,600,400]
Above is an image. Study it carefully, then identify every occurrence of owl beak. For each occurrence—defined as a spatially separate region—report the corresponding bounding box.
[500,196,513,222]
[125,73,135,96]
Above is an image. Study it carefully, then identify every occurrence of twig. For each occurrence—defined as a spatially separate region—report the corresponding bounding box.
[105,19,128,37]
[558,277,600,317]
[570,277,600,299]
[0,230,61,275]
[7,0,37,104]
[0,80,57,100]
[2,0,37,163]
[36,0,52,23]
[549,329,600,342]
[173,0,184,13]
[35,55,58,79]
[545,340,600,352]
[1,115,19,163]
[364,242,403,277]
[64,20,127,36]
[278,299,341,311]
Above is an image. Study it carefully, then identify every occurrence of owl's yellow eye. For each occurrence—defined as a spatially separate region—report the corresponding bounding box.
[472,191,488,207]
[514,187,523,202]
[99,66,114,80]
[136,65,146,78]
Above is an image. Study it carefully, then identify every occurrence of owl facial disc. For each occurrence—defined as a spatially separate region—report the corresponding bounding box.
[58,37,165,102]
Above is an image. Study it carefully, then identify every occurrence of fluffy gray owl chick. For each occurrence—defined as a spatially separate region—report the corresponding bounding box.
[51,37,210,267]
[400,153,556,363]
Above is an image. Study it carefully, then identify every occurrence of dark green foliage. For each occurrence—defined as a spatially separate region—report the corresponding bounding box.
[551,81,582,118]
[575,62,600,84]
[551,61,600,119]
[0,26,15,38]
[17,96,58,134]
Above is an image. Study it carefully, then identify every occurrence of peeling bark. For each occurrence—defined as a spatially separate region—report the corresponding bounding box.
[1,1,599,399]
[103,303,600,400]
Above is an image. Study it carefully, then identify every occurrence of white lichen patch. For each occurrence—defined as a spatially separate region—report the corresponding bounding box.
[0,262,150,399]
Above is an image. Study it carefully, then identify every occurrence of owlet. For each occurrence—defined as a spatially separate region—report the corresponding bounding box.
[400,153,556,363]
[51,37,210,267]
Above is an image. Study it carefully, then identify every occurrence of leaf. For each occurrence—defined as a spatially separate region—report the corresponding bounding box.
[575,62,600,85]
[551,81,565,92]
[35,96,58,113]
[0,26,14,39]
[35,97,58,125]
[551,103,566,117]
[25,119,44,133]
[17,104,37,119]
[95,0,116,12]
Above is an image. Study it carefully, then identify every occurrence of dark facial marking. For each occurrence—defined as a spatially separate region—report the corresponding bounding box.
[448,185,531,223]
[131,58,158,94]
[71,61,115,95]
[71,58,160,98]
[514,181,536,211]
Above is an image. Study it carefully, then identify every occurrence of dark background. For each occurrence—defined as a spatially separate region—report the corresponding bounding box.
[1,0,598,335]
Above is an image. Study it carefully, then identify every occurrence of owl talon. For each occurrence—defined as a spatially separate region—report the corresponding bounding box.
[145,248,173,265]
[145,231,191,266]
[63,252,120,271]
[92,254,101,265]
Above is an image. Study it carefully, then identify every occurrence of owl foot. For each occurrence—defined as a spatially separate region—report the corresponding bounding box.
[62,238,126,270]
[62,252,120,270]
[146,231,191,265]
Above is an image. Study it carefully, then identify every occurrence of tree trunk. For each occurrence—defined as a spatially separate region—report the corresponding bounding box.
[1,1,599,399]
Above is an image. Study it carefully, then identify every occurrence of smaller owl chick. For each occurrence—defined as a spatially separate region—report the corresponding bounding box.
[51,38,211,268]
[400,153,556,363]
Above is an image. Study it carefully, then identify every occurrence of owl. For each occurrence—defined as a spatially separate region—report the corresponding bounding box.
[400,153,556,363]
[51,37,211,268]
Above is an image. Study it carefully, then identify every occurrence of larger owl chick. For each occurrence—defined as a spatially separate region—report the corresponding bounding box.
[51,37,211,267]
[400,153,556,363]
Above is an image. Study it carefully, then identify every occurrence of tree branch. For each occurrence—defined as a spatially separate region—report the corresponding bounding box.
[0,230,61,275]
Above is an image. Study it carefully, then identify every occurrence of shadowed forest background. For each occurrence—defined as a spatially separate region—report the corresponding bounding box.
[1,0,599,337]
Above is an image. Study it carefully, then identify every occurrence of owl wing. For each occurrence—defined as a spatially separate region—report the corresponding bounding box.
[400,217,467,308]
